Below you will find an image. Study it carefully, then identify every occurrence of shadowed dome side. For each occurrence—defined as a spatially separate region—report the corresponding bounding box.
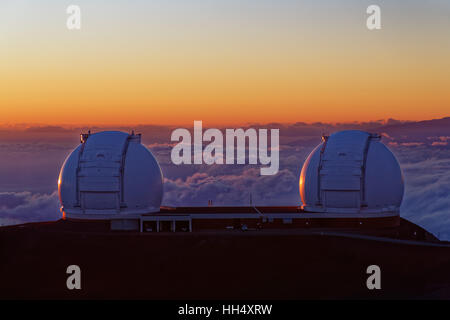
[58,131,163,219]
[299,130,404,214]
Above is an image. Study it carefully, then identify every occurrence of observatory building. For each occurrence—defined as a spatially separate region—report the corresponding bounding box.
[58,131,163,228]
[300,130,404,215]
[58,130,403,232]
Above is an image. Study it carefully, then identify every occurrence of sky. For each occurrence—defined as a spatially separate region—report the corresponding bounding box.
[1,0,450,125]
[0,2,449,239]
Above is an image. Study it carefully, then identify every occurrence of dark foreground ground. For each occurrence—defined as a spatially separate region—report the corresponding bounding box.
[1,218,450,299]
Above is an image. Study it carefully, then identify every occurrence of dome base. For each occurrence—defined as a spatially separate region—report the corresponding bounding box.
[301,205,400,215]
[62,206,160,220]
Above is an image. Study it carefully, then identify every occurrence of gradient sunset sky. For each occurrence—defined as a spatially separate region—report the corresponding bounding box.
[1,0,449,126]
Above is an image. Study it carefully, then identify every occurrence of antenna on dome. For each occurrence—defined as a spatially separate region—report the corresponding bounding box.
[80,131,90,144]
[370,132,381,141]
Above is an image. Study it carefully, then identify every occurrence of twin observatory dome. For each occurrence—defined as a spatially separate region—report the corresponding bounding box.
[58,130,404,219]
[58,131,163,219]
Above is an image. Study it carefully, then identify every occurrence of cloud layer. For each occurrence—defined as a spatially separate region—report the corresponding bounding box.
[0,191,60,226]
[0,118,449,239]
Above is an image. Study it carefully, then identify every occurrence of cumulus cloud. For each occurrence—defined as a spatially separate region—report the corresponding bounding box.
[163,168,299,207]
[400,142,424,147]
[399,156,450,240]
[0,191,60,226]
[432,141,448,146]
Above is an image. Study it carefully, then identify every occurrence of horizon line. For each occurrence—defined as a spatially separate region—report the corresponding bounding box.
[0,116,449,131]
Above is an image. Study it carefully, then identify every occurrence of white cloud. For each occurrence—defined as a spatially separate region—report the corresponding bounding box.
[0,191,60,226]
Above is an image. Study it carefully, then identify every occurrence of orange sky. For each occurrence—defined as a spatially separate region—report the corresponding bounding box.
[1,1,449,126]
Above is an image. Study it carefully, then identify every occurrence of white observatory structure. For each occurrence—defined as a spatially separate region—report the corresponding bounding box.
[58,131,163,223]
[56,129,404,233]
[300,130,404,215]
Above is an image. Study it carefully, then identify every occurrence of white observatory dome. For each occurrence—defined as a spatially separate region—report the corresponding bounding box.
[299,130,404,214]
[58,131,163,219]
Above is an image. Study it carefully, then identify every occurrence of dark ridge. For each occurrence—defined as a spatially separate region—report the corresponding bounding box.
[1,216,449,299]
